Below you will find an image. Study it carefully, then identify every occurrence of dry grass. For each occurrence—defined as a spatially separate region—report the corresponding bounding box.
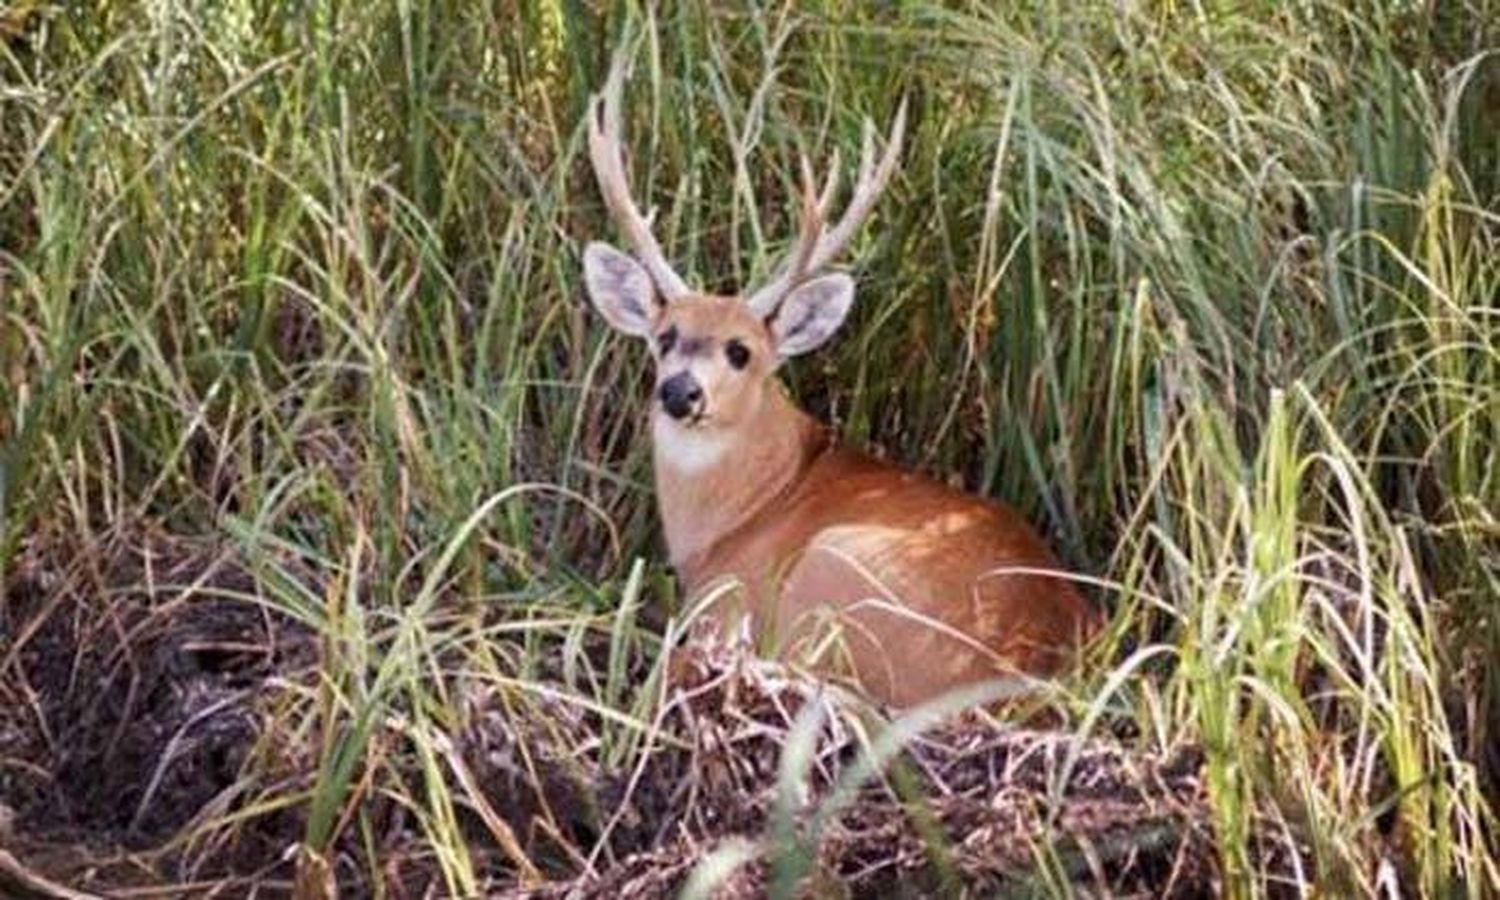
[2,1,1497,896]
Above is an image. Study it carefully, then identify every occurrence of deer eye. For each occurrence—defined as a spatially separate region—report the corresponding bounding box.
[725,339,751,370]
[657,327,678,355]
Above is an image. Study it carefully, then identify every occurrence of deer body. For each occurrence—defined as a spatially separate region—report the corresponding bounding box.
[582,59,1094,706]
[656,371,1091,705]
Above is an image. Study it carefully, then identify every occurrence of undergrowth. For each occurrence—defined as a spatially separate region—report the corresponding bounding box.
[1,1,1497,896]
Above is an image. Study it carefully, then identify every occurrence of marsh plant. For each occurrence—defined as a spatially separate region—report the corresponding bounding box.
[1,1,1496,896]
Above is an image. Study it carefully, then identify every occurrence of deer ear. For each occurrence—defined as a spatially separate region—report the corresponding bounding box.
[769,274,854,357]
[584,242,657,337]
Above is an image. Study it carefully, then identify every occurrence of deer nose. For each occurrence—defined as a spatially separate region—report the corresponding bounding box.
[658,372,703,420]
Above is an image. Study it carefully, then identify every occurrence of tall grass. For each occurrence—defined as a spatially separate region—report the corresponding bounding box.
[1,1,1496,895]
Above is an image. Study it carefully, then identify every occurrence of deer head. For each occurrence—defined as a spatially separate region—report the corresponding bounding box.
[582,56,905,442]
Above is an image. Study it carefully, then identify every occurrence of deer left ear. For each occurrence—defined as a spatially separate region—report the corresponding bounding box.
[584,242,658,337]
[769,274,855,357]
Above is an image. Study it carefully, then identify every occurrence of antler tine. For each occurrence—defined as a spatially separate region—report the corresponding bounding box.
[745,98,907,317]
[788,155,827,279]
[587,50,691,302]
[746,152,831,317]
[818,147,841,212]
[805,97,906,276]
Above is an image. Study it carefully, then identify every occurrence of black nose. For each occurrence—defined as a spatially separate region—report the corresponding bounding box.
[658,372,703,420]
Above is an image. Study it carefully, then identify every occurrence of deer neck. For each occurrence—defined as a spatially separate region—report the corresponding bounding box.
[652,386,823,577]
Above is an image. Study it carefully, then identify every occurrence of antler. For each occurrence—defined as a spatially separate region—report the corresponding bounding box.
[745,100,907,318]
[587,51,692,302]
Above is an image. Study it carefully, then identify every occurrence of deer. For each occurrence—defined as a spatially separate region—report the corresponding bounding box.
[581,65,1097,707]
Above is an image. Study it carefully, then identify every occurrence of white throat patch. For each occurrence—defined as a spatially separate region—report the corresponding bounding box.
[653,416,732,474]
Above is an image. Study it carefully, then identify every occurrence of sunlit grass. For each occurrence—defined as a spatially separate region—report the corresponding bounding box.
[1,0,1496,895]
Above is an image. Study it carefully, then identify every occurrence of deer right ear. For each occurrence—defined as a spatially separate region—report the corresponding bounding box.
[584,242,657,337]
[769,274,855,357]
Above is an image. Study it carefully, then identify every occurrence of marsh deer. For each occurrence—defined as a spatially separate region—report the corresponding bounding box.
[582,69,1096,706]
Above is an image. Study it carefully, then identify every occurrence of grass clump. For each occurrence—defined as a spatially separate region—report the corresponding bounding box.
[1,1,1496,896]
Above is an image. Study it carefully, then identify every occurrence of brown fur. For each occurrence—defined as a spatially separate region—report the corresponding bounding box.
[645,297,1097,707]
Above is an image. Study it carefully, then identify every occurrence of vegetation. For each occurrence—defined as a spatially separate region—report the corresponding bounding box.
[1,1,1496,895]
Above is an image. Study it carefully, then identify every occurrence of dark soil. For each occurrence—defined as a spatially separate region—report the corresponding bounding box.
[1,526,316,891]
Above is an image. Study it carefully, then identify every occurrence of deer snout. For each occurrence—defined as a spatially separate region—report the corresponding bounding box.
[658,372,704,420]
